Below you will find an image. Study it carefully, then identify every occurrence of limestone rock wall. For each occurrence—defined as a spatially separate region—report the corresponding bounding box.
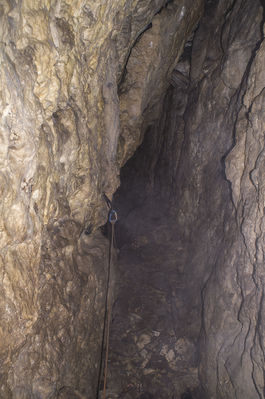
[0,0,204,397]
[202,6,265,399]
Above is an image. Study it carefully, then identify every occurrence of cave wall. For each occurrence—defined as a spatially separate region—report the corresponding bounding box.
[203,3,265,398]
[0,1,203,397]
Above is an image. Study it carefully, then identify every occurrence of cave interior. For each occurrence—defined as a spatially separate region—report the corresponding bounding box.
[1,0,265,398]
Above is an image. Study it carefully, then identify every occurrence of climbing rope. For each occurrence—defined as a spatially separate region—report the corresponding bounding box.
[96,196,118,399]
[103,209,117,398]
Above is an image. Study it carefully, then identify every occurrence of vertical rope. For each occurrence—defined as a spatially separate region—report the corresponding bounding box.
[96,208,117,399]
[102,221,115,399]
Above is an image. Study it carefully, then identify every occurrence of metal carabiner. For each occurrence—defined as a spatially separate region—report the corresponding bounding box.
[108,209,118,224]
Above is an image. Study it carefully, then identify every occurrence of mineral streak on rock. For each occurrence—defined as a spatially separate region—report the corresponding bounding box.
[0,0,204,397]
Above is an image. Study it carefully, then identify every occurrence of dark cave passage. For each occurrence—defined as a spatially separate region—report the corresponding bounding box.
[103,0,265,398]
[109,88,205,398]
[107,79,229,398]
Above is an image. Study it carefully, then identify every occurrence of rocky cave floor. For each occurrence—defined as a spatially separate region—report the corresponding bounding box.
[107,202,201,399]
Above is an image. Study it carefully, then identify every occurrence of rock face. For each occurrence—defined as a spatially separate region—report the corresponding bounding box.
[203,4,265,398]
[0,0,203,398]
